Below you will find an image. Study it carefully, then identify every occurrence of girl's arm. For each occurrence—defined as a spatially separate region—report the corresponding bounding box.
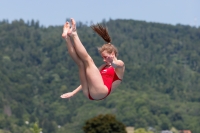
[105,54,124,68]
[111,59,124,68]
[72,85,82,94]
[60,85,82,99]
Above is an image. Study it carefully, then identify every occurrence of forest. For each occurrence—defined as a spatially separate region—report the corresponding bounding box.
[0,18,200,133]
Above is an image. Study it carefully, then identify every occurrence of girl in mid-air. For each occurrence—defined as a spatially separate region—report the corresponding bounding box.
[60,18,125,100]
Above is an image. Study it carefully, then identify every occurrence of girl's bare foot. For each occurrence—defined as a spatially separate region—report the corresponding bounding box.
[62,22,70,39]
[68,18,77,37]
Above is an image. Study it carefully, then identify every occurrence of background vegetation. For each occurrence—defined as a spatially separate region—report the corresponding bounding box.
[0,18,200,133]
[83,114,126,133]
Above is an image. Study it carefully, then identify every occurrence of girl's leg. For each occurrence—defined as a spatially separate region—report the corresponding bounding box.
[69,19,108,99]
[62,22,89,97]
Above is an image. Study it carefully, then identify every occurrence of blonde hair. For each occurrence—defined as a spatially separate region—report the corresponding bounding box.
[91,24,118,56]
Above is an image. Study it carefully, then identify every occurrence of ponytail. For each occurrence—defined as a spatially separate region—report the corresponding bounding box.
[91,24,111,44]
[91,24,118,56]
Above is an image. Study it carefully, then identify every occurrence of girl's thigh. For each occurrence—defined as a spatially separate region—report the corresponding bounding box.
[85,63,108,98]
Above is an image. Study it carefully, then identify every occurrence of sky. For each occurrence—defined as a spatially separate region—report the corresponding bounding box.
[1,0,200,27]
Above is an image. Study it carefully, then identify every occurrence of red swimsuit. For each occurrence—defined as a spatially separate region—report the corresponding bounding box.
[88,65,122,100]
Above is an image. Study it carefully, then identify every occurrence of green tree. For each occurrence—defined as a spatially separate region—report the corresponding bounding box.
[0,129,11,133]
[0,18,200,133]
[83,114,126,133]
[30,122,42,133]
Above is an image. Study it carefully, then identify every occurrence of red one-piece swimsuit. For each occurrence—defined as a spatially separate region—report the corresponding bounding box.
[88,65,122,100]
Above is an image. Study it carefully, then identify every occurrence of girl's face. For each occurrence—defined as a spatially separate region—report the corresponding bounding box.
[101,50,114,64]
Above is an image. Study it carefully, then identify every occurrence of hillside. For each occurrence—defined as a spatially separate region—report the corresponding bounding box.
[0,19,200,133]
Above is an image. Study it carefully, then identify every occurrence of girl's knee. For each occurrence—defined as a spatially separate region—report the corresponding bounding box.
[78,56,94,67]
[84,56,94,65]
[77,60,84,67]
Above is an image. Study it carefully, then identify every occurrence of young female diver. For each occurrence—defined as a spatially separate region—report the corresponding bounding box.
[60,18,125,100]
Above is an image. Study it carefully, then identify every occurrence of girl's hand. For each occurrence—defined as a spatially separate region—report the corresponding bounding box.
[105,54,114,63]
[60,92,74,99]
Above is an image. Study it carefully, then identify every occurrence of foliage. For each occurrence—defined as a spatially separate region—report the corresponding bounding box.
[30,122,42,133]
[0,18,200,133]
[0,129,11,133]
[134,128,153,133]
[82,114,126,133]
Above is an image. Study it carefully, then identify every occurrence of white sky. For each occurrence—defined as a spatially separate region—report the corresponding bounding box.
[0,0,199,27]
